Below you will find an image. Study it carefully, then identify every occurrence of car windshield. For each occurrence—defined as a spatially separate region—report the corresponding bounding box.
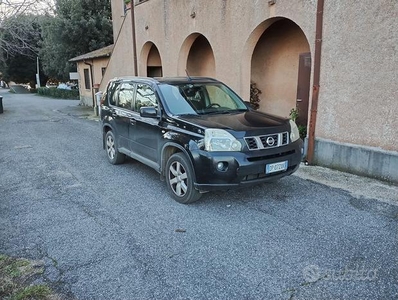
[159,82,248,116]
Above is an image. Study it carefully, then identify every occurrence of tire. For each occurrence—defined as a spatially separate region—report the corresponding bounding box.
[105,131,125,165]
[166,153,202,204]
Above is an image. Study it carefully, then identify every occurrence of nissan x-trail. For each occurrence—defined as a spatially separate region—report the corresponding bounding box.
[100,77,303,203]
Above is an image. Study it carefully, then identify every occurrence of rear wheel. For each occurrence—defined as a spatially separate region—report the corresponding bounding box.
[166,153,201,204]
[105,131,125,164]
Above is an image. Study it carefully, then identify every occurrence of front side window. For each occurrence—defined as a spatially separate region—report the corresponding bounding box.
[159,83,247,116]
[135,84,157,112]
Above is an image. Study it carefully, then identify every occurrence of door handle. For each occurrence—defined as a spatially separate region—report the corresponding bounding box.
[130,118,136,125]
[111,110,117,117]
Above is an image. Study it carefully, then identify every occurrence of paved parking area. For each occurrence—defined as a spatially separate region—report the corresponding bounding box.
[1,91,397,299]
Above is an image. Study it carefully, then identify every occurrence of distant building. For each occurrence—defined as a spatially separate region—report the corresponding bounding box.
[69,44,113,106]
[100,0,398,182]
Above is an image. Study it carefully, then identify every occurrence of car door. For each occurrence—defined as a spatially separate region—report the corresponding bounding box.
[111,81,135,151]
[129,83,160,163]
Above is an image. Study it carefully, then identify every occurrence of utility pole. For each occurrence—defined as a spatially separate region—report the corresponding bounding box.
[36,57,41,88]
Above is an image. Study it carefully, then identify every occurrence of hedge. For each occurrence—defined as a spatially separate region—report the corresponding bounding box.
[37,87,80,100]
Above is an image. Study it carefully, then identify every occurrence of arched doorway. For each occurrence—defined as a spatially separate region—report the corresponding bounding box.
[141,42,163,77]
[251,18,311,126]
[179,34,215,77]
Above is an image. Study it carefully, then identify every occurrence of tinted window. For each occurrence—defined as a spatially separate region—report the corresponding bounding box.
[117,82,135,110]
[135,84,157,112]
[108,81,119,106]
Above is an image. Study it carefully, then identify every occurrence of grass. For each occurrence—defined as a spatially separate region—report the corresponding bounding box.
[12,285,51,300]
[0,254,57,300]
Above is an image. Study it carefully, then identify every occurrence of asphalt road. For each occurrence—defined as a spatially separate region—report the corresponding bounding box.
[1,90,397,300]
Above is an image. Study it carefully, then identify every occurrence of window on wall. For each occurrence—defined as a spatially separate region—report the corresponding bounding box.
[84,68,90,90]
[101,67,106,76]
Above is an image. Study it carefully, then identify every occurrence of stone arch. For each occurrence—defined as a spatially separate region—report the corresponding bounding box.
[242,17,311,123]
[178,33,215,77]
[140,42,163,77]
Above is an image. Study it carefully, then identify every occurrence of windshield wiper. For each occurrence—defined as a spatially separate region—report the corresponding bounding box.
[204,109,247,115]
[177,113,199,117]
[202,110,232,115]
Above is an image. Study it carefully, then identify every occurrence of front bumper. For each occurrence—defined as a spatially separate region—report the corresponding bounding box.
[191,139,303,192]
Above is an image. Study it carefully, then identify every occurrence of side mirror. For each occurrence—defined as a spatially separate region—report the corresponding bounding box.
[140,106,158,118]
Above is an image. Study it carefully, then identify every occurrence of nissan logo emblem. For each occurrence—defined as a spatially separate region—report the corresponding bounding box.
[266,136,275,146]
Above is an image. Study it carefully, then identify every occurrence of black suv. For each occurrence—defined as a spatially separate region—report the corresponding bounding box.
[100,77,303,203]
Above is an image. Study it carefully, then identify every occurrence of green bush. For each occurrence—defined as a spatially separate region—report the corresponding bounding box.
[298,125,307,139]
[37,87,79,100]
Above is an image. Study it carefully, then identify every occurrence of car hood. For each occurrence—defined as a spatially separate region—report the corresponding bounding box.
[175,110,289,133]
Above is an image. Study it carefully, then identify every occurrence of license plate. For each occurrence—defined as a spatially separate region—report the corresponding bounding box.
[266,161,288,174]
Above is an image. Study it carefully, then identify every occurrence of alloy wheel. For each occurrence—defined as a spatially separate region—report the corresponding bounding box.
[169,161,188,197]
[106,135,115,160]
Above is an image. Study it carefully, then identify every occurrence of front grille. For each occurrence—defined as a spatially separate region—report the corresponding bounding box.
[244,132,289,150]
[247,150,296,162]
[245,137,258,150]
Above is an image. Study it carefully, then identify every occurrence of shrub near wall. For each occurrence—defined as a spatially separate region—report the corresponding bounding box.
[37,87,79,100]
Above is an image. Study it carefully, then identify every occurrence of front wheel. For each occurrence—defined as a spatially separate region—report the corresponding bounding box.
[166,153,202,204]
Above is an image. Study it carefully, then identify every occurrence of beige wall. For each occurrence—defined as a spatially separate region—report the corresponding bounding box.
[100,0,136,92]
[106,0,397,153]
[317,0,398,151]
[147,45,161,66]
[251,19,310,118]
[186,35,215,77]
[132,0,316,97]
[77,57,109,106]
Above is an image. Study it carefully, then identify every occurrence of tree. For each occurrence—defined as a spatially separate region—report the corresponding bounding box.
[0,14,48,85]
[40,0,113,81]
[0,1,53,85]
[0,0,54,56]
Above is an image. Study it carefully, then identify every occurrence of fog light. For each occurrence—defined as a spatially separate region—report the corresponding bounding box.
[216,162,228,172]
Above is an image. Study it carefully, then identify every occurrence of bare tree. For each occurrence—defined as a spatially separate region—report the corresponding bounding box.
[0,0,54,18]
[0,0,54,57]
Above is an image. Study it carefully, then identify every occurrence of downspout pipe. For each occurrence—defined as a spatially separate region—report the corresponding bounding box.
[130,2,138,76]
[84,60,95,107]
[307,0,324,164]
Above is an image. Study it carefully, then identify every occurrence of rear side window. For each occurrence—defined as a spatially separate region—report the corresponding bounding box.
[108,81,119,106]
[117,82,135,110]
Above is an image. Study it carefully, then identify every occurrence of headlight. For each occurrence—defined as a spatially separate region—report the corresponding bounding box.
[204,129,242,151]
[289,120,300,142]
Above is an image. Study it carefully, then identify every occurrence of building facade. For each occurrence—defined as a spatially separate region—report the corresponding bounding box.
[70,45,113,106]
[100,0,398,182]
